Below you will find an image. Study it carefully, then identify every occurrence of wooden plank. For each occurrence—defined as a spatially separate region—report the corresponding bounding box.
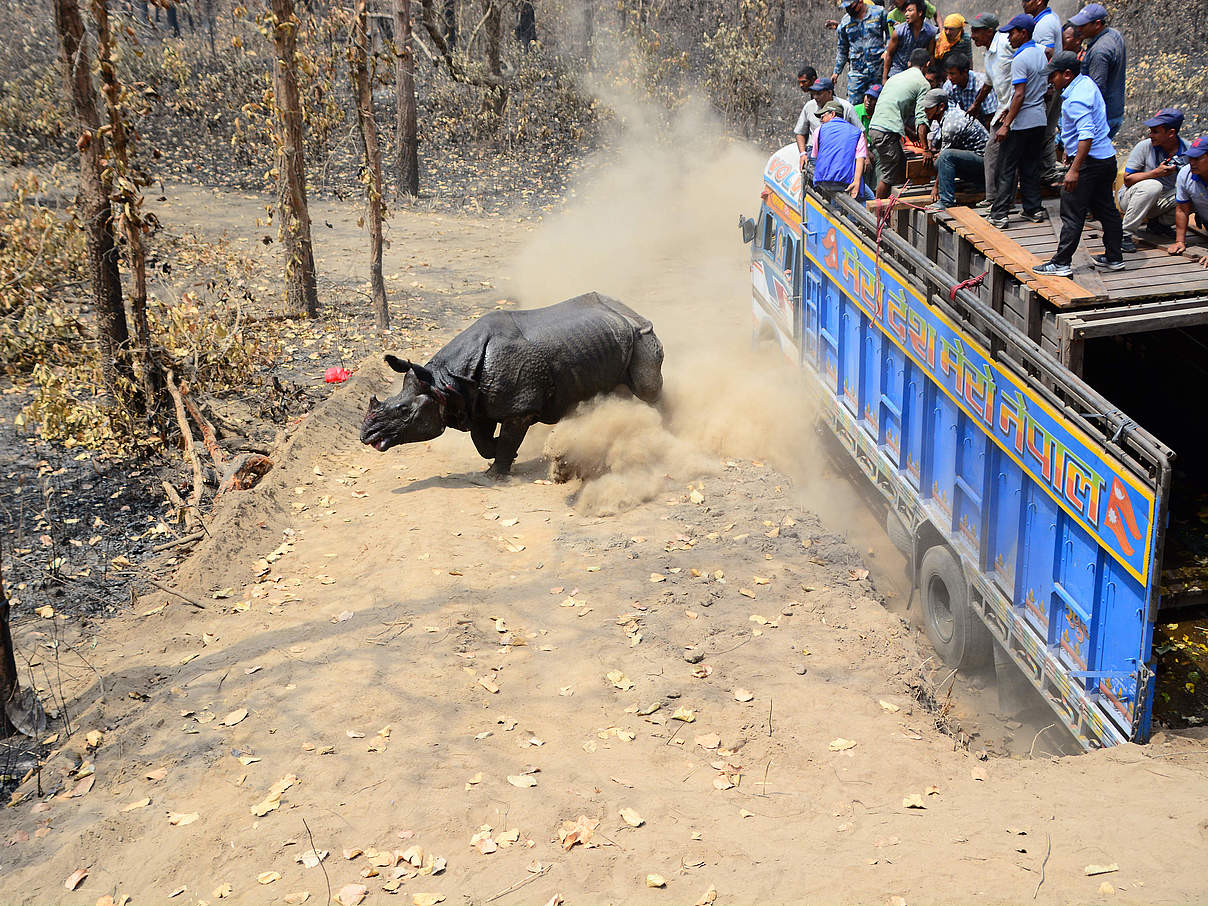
[925,215,939,262]
[1026,288,1043,342]
[1065,303,1208,337]
[956,235,972,280]
[1039,198,1110,297]
[989,264,1006,315]
[945,206,1101,307]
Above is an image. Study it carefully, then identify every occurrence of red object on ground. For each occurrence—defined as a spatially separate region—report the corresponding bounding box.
[324,366,352,384]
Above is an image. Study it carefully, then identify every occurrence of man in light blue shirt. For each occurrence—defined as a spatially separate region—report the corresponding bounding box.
[1033,52,1124,276]
[987,14,1048,227]
[1167,137,1208,269]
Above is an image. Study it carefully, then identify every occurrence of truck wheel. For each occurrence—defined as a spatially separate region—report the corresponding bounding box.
[918,545,991,669]
[885,509,912,557]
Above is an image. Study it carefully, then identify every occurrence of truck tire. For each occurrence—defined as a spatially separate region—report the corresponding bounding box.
[885,509,912,557]
[918,545,991,669]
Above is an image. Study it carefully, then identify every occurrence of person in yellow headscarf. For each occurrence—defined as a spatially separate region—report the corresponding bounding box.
[935,13,972,69]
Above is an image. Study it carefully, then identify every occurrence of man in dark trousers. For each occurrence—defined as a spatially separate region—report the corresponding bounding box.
[987,14,1048,229]
[1033,52,1124,276]
[1070,3,1125,138]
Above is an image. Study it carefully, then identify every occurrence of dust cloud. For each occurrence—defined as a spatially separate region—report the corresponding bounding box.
[512,90,826,513]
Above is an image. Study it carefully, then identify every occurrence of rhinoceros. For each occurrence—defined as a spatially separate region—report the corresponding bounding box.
[360,292,664,476]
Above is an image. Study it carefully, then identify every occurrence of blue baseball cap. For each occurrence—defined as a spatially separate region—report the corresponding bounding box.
[1186,137,1208,160]
[999,13,1034,32]
[865,83,883,98]
[809,77,836,92]
[1143,108,1184,130]
[1069,3,1107,26]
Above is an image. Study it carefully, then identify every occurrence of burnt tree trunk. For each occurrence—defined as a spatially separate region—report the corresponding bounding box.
[92,0,165,421]
[351,0,389,328]
[0,538,18,738]
[443,0,457,47]
[53,0,136,404]
[269,0,319,318]
[481,0,506,120]
[393,0,419,196]
[582,0,593,58]
[202,0,217,56]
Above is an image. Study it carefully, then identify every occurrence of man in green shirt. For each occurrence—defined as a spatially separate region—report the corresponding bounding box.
[853,83,882,190]
[868,48,932,197]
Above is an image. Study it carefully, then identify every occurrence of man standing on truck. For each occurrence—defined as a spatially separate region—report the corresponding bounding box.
[922,88,988,211]
[1070,3,1125,138]
[1033,52,1124,277]
[1167,137,1208,268]
[1118,109,1186,252]
[868,48,933,198]
[987,14,1048,229]
[810,100,871,199]
[795,77,861,165]
[832,0,890,103]
[882,0,937,83]
[969,13,1011,210]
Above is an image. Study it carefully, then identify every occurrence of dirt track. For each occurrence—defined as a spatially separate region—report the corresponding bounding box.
[5,125,1208,905]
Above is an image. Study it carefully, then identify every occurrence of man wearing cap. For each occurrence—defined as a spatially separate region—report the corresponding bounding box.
[1118,109,1186,250]
[810,100,871,199]
[854,84,881,134]
[987,14,1048,229]
[882,0,937,83]
[969,13,1011,209]
[868,48,933,198]
[1168,137,1208,268]
[794,77,862,162]
[1070,4,1125,138]
[833,0,891,103]
[1033,52,1123,276]
[935,14,972,70]
[921,89,988,211]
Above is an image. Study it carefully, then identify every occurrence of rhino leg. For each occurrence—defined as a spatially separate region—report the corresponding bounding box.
[627,330,664,404]
[487,416,533,477]
[471,418,499,461]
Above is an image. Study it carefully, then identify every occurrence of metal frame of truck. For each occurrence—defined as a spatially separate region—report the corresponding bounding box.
[745,145,1174,748]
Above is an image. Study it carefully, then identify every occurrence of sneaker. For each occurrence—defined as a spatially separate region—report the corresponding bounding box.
[924,203,947,214]
[1033,260,1073,277]
[1121,235,1138,253]
[1091,255,1126,271]
[987,215,1008,229]
[1147,221,1175,239]
[1020,209,1047,223]
[973,199,994,210]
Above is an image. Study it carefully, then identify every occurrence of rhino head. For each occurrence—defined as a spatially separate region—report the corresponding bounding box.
[360,355,448,452]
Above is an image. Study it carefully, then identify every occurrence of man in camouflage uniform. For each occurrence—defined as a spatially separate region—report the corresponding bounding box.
[833,0,891,103]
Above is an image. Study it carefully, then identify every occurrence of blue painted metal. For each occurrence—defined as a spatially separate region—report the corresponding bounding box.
[749,146,1171,748]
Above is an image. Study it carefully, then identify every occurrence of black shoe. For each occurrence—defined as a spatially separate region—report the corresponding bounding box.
[1091,255,1126,271]
[1020,210,1047,223]
[1121,235,1138,253]
[1147,222,1175,239]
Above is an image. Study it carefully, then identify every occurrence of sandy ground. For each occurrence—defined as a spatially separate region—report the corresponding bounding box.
[5,122,1208,905]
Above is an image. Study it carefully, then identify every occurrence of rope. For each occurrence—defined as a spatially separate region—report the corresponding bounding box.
[950,269,989,301]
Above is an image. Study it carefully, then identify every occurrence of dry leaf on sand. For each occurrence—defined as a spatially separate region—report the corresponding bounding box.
[258,871,282,884]
[63,868,88,891]
[620,807,644,827]
[646,874,667,888]
[335,884,368,906]
[734,689,754,703]
[282,893,310,905]
[507,775,538,788]
[412,895,445,906]
[696,884,719,905]
[902,794,926,809]
[221,708,248,727]
[606,670,634,691]
[558,815,600,850]
[122,798,151,811]
[168,812,200,826]
[1085,864,1120,876]
[295,848,329,868]
[828,738,857,751]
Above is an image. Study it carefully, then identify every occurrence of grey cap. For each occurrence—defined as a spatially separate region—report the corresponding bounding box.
[923,88,949,109]
[820,99,847,116]
[969,12,999,28]
[1044,50,1081,74]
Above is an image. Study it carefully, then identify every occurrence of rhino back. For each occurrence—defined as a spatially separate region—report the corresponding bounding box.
[471,296,647,421]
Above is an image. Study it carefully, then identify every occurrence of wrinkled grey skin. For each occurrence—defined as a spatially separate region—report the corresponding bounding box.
[360,292,664,476]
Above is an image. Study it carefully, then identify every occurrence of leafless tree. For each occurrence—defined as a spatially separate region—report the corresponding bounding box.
[351,0,389,328]
[394,0,420,196]
[268,0,320,318]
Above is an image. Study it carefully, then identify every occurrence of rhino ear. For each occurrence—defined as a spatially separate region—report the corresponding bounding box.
[384,354,413,374]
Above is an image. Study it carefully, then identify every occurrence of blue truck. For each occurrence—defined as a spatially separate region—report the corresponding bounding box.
[741,145,1208,748]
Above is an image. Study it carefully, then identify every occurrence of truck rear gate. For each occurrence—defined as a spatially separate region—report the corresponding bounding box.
[748,146,1179,748]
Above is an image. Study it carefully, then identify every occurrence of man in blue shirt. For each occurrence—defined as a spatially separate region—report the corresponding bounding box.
[1070,4,1125,138]
[833,0,891,102]
[1167,137,1208,269]
[987,14,1048,228]
[1033,52,1123,276]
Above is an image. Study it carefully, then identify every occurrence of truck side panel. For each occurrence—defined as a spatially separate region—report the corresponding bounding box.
[750,164,1163,746]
